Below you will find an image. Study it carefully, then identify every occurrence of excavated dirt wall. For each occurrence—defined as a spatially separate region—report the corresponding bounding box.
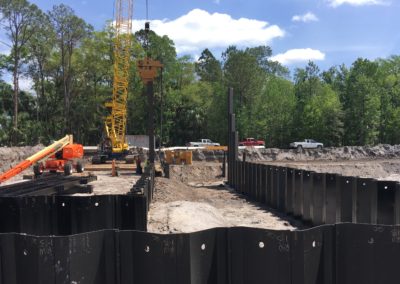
[239,144,400,162]
[189,144,400,162]
[0,145,43,173]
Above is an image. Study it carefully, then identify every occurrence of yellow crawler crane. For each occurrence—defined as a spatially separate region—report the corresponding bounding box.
[93,0,133,164]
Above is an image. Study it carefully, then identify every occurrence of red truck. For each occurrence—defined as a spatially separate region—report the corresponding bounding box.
[239,138,265,147]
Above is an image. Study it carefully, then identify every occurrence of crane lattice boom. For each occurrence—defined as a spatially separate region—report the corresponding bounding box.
[105,0,133,153]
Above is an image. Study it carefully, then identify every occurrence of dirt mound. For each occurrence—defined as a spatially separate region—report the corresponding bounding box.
[192,149,225,162]
[153,178,199,203]
[269,159,400,181]
[168,162,224,183]
[148,201,228,234]
[149,177,302,234]
[0,145,43,173]
[188,144,400,163]
[240,144,400,162]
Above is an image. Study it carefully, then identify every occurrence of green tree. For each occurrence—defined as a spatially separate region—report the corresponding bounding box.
[293,61,344,145]
[195,48,222,83]
[344,58,380,145]
[0,81,39,145]
[222,46,264,138]
[70,29,115,144]
[49,4,92,133]
[246,46,289,77]
[376,56,400,144]
[0,0,41,137]
[261,76,296,147]
[302,85,343,146]
[26,10,54,131]
[293,61,322,138]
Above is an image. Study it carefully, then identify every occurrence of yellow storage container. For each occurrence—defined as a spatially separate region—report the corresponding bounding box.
[165,150,173,164]
[185,151,192,165]
[164,150,192,165]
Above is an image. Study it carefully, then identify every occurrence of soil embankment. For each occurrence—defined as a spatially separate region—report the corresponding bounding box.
[239,144,400,162]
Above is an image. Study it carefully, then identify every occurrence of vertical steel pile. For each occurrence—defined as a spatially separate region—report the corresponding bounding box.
[227,88,238,188]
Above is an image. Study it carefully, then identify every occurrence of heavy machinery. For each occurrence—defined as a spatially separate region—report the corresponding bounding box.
[92,0,133,164]
[0,135,84,184]
[34,143,84,176]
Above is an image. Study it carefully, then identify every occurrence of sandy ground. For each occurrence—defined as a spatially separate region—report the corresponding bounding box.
[78,172,140,195]
[147,163,304,234]
[147,159,400,234]
[148,178,302,234]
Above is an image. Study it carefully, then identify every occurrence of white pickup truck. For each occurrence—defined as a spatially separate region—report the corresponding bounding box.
[187,139,220,147]
[289,139,323,150]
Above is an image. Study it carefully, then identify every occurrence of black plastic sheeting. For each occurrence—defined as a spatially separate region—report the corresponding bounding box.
[1,224,399,284]
[0,195,147,235]
[229,161,400,226]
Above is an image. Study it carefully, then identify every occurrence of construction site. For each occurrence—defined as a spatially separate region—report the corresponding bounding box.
[0,0,400,283]
[1,94,400,283]
[3,144,400,233]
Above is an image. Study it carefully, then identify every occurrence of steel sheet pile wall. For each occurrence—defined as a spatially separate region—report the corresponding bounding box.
[223,88,400,283]
[0,224,399,283]
[228,162,400,226]
[0,165,155,236]
[226,90,400,227]
[0,194,147,235]
[131,165,155,212]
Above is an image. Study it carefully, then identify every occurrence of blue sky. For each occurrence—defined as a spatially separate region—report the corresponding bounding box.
[2,0,400,77]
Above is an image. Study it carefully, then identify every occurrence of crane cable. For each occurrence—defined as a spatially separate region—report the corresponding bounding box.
[146,0,149,21]
[144,0,150,55]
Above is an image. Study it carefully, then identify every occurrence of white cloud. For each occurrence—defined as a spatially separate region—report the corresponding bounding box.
[270,48,326,65]
[19,77,34,92]
[132,9,285,54]
[328,0,390,7]
[0,73,34,92]
[292,12,319,23]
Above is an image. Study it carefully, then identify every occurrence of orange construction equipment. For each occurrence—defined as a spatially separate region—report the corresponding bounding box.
[111,159,118,177]
[0,135,84,183]
[36,143,84,176]
[137,57,163,83]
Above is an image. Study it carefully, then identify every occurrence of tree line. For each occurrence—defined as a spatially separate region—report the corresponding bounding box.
[1,0,400,148]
